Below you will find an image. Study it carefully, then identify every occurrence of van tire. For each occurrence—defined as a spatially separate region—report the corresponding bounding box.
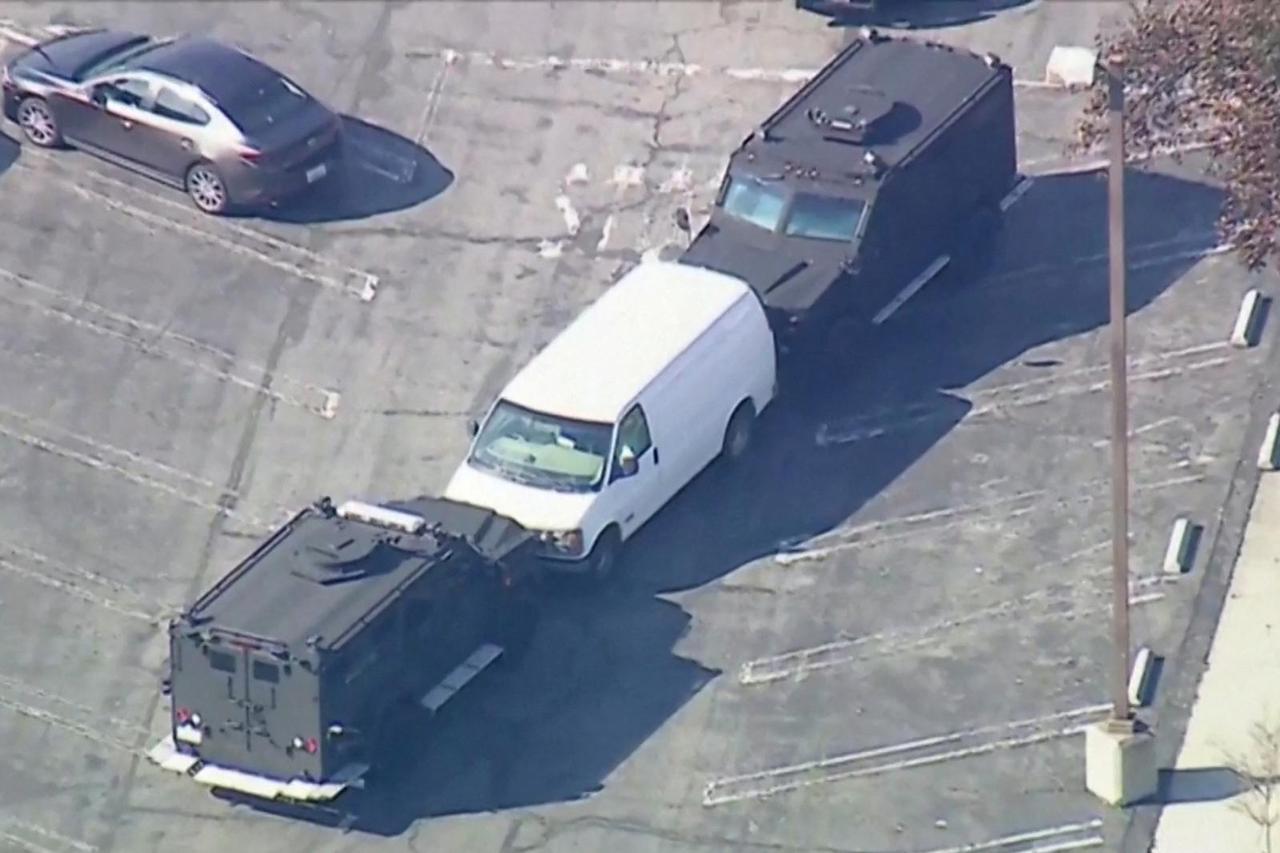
[722,401,756,462]
[586,527,621,583]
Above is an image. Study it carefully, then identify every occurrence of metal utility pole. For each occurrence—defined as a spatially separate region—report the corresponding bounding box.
[1106,52,1132,729]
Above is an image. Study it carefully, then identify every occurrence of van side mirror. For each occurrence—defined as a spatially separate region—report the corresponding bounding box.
[616,446,638,478]
[466,418,479,437]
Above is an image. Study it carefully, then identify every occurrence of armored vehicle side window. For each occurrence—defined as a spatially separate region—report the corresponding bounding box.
[209,649,236,673]
[721,175,787,232]
[784,194,867,242]
[252,660,280,684]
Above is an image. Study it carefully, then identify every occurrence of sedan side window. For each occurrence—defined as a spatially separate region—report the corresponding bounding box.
[152,87,210,125]
[100,78,152,108]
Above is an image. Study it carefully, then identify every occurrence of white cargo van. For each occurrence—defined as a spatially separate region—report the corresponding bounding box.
[444,260,776,579]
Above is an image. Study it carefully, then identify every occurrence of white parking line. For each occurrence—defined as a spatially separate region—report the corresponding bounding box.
[776,466,1203,563]
[414,54,455,146]
[739,573,1167,685]
[702,703,1110,806]
[0,267,341,419]
[0,820,97,853]
[11,150,381,303]
[921,821,1103,853]
[411,48,1065,90]
[0,550,164,625]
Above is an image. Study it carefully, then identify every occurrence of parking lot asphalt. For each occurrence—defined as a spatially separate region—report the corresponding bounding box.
[0,2,1273,852]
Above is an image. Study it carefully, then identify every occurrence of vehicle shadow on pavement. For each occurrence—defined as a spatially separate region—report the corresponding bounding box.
[805,0,1036,31]
[630,167,1226,595]
[251,115,454,225]
[208,169,1224,835]
[0,130,18,177]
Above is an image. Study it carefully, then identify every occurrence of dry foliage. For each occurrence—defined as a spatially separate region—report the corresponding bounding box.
[1224,716,1280,853]
[1076,0,1280,269]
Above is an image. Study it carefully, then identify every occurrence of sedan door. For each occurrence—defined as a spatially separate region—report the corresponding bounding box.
[134,86,215,181]
[71,75,155,162]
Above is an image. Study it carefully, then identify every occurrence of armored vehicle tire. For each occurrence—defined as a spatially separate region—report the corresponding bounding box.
[722,401,756,462]
[586,526,621,583]
[498,601,539,665]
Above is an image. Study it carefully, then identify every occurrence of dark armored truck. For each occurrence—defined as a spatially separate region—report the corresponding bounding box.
[678,30,1019,360]
[147,496,538,804]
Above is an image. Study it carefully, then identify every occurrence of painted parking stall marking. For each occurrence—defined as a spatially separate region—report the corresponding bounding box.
[702,703,1111,806]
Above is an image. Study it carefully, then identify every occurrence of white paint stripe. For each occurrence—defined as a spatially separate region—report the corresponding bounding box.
[11,152,379,301]
[740,578,1166,684]
[414,55,454,146]
[554,194,581,236]
[597,214,615,252]
[815,354,1231,449]
[414,49,1062,90]
[2,820,97,853]
[0,268,339,418]
[0,419,270,528]
[1022,139,1217,175]
[0,553,162,624]
[0,23,39,47]
[999,175,1035,211]
[703,704,1109,806]
[921,820,1102,853]
[872,254,950,325]
[0,692,142,756]
[1020,839,1105,853]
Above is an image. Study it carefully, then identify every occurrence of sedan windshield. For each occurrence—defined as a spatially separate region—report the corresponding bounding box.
[223,75,311,133]
[721,174,788,232]
[784,193,867,242]
[469,401,612,493]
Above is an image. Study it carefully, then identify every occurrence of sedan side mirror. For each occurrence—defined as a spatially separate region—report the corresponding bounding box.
[89,84,109,107]
[466,418,479,438]
[616,446,638,478]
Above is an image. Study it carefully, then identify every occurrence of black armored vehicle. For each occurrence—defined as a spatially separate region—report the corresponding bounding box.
[147,496,538,804]
[678,30,1018,359]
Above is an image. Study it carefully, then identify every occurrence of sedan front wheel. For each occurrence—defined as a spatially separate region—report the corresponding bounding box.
[17,97,61,148]
[185,162,229,215]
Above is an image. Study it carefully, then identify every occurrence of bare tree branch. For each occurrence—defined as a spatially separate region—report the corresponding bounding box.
[1221,714,1280,853]
[1075,0,1280,269]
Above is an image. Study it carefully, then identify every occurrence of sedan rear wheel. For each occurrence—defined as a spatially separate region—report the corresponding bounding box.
[186,163,229,214]
[17,97,60,148]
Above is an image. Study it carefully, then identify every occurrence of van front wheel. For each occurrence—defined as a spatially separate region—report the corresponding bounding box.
[722,402,756,462]
[586,527,621,583]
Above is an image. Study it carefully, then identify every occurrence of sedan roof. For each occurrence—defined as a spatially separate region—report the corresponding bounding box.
[130,36,281,107]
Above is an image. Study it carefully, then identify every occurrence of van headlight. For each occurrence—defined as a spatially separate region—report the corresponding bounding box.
[540,529,584,557]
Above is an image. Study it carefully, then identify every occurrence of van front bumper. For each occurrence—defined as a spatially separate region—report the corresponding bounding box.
[146,735,366,803]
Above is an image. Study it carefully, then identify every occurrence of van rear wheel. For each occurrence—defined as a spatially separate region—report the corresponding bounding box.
[722,402,756,462]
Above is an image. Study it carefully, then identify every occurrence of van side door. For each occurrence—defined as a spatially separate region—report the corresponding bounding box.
[605,404,665,537]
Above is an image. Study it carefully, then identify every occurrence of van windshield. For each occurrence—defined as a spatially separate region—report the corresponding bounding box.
[469,401,612,493]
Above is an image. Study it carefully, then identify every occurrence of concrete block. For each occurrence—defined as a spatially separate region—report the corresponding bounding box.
[1085,720,1158,806]
[1230,289,1262,348]
[1259,412,1280,471]
[1045,46,1098,88]
[1128,647,1155,706]
[1162,517,1193,574]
